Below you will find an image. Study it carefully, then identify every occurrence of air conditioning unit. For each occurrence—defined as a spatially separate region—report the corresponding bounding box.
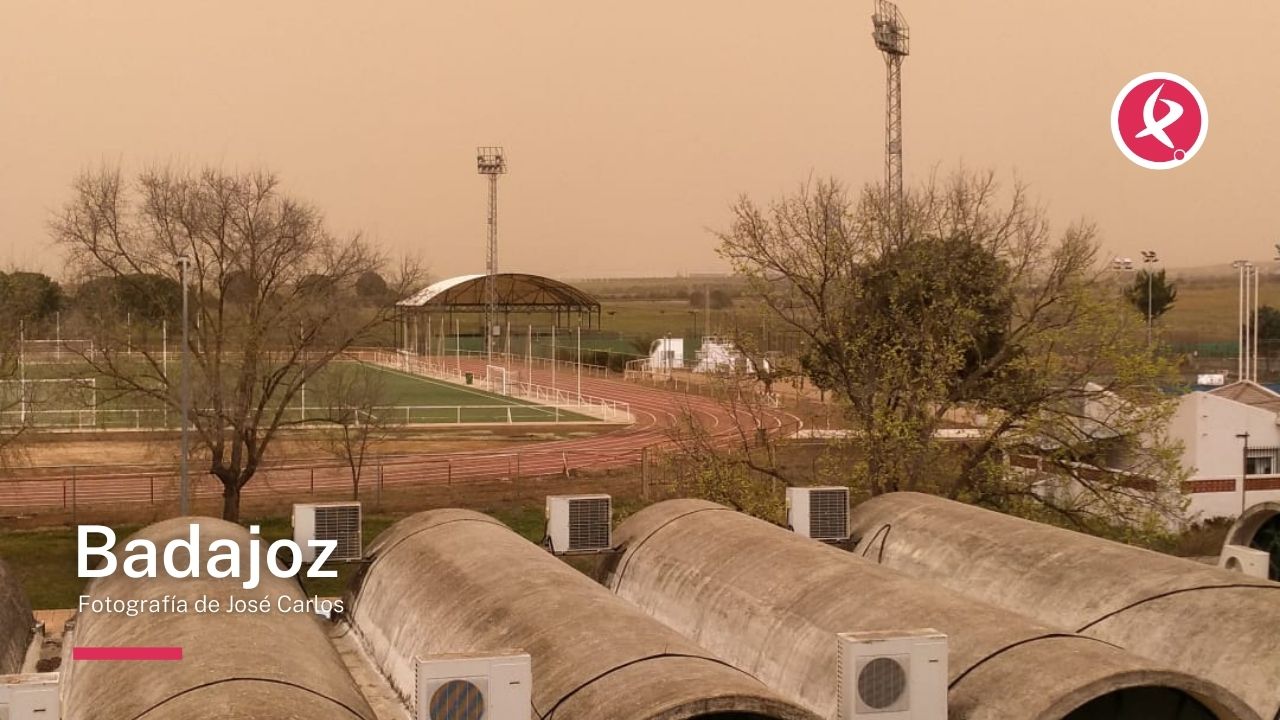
[293,502,362,562]
[416,652,531,720]
[787,486,850,541]
[1220,544,1271,579]
[545,494,612,554]
[837,630,947,720]
[0,672,60,720]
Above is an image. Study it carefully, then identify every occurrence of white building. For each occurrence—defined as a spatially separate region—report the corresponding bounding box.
[693,336,751,374]
[647,337,684,371]
[1169,381,1280,520]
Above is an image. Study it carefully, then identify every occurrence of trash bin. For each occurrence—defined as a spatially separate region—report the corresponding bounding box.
[465,372,474,385]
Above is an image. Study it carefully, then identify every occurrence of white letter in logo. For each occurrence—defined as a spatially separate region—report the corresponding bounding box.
[79,525,117,578]
[1134,83,1183,149]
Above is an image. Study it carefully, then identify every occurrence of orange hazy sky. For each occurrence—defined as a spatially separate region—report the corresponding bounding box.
[2,1,1278,280]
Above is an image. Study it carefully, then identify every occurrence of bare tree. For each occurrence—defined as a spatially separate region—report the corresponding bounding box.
[315,362,400,500]
[717,171,1186,540]
[659,374,793,522]
[52,165,422,520]
[0,328,29,470]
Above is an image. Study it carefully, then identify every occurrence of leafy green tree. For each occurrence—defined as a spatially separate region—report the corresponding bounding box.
[717,171,1185,538]
[73,273,180,326]
[0,323,26,469]
[355,271,390,304]
[1124,269,1177,321]
[1257,305,1280,341]
[0,271,63,329]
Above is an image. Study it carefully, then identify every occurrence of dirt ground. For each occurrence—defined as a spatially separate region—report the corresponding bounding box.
[12,425,609,469]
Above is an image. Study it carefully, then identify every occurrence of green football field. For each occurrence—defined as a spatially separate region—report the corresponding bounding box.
[1,359,589,428]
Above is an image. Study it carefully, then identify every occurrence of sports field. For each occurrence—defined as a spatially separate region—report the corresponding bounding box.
[1,358,590,429]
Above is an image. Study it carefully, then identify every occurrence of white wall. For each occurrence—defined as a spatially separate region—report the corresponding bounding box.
[1170,392,1280,480]
[1171,392,1280,520]
[1189,488,1280,521]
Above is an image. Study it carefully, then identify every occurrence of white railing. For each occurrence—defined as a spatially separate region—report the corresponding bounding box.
[0,400,609,431]
[351,349,632,424]
[624,357,679,381]
[365,345,613,379]
[0,407,164,430]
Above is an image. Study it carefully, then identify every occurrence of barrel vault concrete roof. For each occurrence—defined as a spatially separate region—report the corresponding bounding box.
[64,517,375,720]
[849,492,1280,719]
[347,508,818,720]
[606,499,1257,720]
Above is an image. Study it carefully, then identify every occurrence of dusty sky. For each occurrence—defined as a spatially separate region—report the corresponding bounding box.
[2,1,1278,280]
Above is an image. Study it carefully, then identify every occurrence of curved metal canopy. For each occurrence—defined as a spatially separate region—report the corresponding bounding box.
[397,273,599,312]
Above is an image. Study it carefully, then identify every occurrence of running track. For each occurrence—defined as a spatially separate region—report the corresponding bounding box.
[0,359,802,512]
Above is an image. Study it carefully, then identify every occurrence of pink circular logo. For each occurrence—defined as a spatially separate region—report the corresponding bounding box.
[1111,72,1208,170]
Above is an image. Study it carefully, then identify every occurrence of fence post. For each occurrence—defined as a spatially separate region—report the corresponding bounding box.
[310,468,315,494]
[516,453,521,481]
[71,466,78,525]
[149,476,155,505]
[641,447,648,500]
[447,460,452,485]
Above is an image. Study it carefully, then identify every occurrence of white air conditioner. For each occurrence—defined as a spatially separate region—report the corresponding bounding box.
[837,630,947,720]
[0,672,60,720]
[787,486,850,541]
[545,494,612,554]
[416,652,531,720]
[1220,544,1271,579]
[293,502,362,562]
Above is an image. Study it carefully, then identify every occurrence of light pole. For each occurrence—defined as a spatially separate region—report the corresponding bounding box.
[1140,250,1158,345]
[176,254,192,516]
[1238,432,1251,516]
[477,147,506,362]
[1233,260,1255,382]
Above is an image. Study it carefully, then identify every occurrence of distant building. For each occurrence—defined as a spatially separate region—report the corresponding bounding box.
[1169,380,1280,519]
[693,336,751,374]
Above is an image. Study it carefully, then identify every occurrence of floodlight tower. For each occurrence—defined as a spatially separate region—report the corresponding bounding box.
[871,1,909,238]
[477,147,507,360]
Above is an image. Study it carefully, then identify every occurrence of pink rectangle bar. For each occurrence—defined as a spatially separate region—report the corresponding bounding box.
[73,646,183,661]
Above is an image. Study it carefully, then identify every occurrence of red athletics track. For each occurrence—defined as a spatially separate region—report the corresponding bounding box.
[0,359,803,512]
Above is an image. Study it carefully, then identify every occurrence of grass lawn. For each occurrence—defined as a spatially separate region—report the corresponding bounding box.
[3,359,589,428]
[1161,279,1278,349]
[0,504,549,609]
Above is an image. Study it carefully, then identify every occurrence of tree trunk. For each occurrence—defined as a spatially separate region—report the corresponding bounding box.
[222,482,241,522]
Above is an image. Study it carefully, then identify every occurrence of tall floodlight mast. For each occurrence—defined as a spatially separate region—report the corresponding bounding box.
[477,147,507,361]
[871,1,909,238]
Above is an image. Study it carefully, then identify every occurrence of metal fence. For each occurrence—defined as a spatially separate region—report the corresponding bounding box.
[0,445,658,517]
[350,349,632,423]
